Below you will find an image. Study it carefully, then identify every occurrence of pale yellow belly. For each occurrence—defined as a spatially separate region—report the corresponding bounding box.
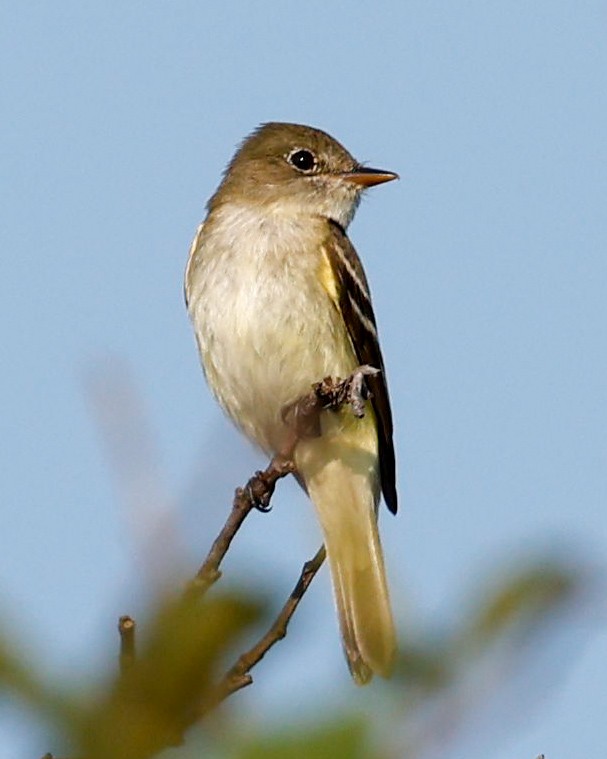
[192,247,358,454]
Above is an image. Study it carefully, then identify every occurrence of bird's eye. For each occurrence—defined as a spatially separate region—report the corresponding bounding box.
[287,148,317,173]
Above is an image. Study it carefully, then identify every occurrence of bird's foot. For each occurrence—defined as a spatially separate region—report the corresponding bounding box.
[314,365,379,418]
[245,458,295,512]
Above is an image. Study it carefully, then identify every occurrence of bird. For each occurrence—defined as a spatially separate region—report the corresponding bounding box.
[185,122,398,684]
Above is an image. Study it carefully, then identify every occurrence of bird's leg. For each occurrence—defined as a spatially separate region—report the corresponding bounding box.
[281,392,322,442]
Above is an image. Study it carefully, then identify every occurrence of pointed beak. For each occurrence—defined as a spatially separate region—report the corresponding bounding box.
[342,166,399,187]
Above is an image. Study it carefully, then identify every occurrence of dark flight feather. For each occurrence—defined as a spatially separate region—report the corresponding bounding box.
[325,220,398,515]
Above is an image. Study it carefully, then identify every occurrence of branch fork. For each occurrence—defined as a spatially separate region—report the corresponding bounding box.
[119,367,377,713]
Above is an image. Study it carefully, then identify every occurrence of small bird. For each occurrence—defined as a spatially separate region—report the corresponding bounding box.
[185,123,398,684]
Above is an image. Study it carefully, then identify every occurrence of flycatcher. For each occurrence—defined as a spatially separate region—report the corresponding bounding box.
[185,122,398,684]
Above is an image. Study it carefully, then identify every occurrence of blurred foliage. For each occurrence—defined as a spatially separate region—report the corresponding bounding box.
[467,562,576,643]
[0,554,588,759]
[228,716,374,759]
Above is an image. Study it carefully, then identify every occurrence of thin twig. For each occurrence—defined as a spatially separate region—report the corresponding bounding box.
[118,615,136,673]
[184,456,296,600]
[200,544,326,713]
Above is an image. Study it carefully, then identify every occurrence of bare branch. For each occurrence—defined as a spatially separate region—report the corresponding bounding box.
[200,544,326,713]
[184,455,296,599]
[118,615,136,674]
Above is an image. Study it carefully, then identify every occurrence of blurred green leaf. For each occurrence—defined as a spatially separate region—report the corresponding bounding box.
[464,560,579,647]
[0,553,589,759]
[394,641,453,694]
[0,627,81,735]
[78,591,262,759]
[231,715,375,759]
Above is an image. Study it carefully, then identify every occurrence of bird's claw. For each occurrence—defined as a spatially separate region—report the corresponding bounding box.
[244,472,274,512]
[346,365,379,418]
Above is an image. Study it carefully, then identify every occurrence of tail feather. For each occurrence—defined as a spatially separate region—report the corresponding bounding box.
[296,429,397,684]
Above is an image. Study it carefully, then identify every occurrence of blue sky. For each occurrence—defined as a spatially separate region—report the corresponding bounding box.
[1,1,606,756]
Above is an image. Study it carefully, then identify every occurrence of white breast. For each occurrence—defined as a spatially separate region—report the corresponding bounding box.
[186,203,357,454]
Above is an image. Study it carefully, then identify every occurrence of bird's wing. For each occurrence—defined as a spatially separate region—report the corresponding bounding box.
[322,220,398,514]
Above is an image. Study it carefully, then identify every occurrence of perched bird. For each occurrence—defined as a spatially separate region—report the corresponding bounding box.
[185,122,398,684]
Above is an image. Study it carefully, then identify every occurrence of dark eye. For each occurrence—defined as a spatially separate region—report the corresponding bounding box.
[287,148,317,173]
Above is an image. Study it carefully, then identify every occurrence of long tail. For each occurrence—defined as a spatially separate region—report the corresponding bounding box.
[296,424,397,684]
